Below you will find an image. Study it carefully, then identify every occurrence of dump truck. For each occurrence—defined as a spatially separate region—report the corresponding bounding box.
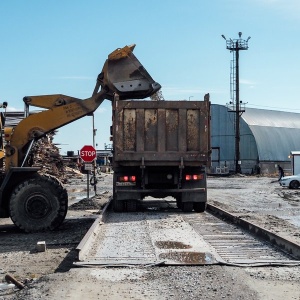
[0,44,160,232]
[112,93,211,212]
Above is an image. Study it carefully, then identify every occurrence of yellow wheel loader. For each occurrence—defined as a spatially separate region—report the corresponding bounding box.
[0,45,160,232]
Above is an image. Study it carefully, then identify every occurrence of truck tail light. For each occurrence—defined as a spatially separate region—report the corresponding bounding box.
[123,176,129,182]
[119,176,136,182]
[185,174,204,181]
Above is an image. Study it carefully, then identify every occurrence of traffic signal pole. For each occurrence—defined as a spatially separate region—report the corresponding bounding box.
[92,113,97,196]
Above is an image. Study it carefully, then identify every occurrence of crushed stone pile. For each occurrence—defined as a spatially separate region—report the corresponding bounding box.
[69,197,105,211]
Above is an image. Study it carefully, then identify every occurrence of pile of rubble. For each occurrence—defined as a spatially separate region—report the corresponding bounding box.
[31,132,82,183]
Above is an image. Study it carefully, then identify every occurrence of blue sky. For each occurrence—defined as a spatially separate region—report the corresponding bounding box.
[1,0,300,154]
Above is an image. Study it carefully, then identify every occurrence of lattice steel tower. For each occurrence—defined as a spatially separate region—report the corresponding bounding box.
[222,32,250,174]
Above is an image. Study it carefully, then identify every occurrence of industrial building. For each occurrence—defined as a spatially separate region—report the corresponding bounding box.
[210,104,300,175]
[5,106,300,175]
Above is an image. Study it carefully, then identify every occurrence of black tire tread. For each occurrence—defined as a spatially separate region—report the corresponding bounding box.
[289,180,300,189]
[126,200,137,212]
[9,175,68,232]
[193,202,207,213]
[182,202,193,212]
[113,199,124,212]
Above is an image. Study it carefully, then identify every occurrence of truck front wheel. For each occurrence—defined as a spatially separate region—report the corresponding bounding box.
[9,175,68,233]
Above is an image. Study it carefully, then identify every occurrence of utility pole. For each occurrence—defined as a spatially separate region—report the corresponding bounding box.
[222,32,250,174]
[92,113,97,195]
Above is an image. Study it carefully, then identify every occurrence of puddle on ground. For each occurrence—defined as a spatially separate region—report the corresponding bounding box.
[158,251,214,264]
[155,241,192,249]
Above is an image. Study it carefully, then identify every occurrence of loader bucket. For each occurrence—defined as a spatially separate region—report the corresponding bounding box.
[100,44,161,100]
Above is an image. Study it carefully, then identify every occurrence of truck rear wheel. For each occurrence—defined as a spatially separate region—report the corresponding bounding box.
[176,196,182,209]
[126,200,137,212]
[113,199,125,212]
[182,202,193,212]
[9,175,68,233]
[193,202,206,212]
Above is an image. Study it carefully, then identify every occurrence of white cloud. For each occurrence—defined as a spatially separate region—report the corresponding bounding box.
[240,79,256,86]
[6,106,22,112]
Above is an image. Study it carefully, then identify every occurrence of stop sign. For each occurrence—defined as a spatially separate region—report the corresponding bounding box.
[80,145,96,162]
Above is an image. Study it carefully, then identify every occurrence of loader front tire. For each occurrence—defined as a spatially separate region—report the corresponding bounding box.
[9,175,68,233]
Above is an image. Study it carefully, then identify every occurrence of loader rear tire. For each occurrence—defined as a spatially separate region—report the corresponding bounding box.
[9,175,68,233]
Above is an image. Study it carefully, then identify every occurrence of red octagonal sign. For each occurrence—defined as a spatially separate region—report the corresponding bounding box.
[80,145,96,162]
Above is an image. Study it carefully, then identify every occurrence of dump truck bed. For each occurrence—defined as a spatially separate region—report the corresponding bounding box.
[113,99,211,167]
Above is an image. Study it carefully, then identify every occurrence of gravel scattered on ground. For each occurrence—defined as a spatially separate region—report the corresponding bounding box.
[207,175,300,245]
[0,174,300,300]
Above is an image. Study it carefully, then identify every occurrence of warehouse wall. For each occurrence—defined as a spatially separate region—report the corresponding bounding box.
[211,104,258,174]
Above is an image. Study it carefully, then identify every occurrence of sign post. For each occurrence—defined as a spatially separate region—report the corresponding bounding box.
[80,145,97,199]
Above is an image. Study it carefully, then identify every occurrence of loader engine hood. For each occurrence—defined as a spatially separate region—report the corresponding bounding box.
[100,44,161,100]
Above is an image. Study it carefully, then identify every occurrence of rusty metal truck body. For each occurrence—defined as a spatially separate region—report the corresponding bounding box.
[112,96,211,212]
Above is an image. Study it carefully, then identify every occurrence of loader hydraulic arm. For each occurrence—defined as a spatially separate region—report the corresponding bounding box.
[4,44,161,170]
[5,90,108,168]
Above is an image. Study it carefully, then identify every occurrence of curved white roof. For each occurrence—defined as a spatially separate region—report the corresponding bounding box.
[242,108,300,128]
[242,108,300,161]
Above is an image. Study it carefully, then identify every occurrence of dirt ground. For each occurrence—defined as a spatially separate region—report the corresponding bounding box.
[208,174,300,246]
[0,174,299,300]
